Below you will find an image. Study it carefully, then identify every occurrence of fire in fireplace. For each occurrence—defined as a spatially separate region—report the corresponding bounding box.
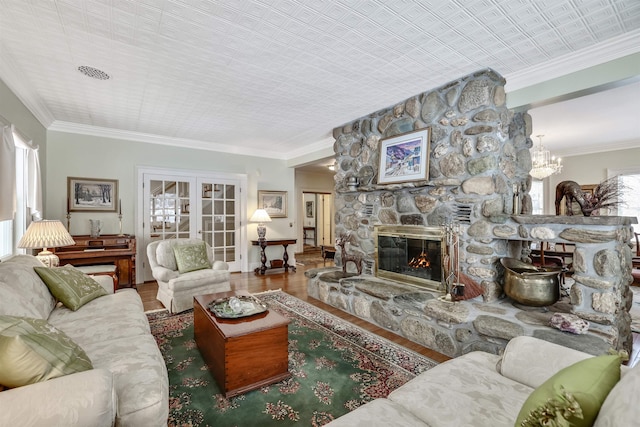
[374,225,444,291]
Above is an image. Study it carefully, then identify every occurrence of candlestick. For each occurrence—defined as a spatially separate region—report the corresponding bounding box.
[118,214,124,236]
[119,199,122,215]
[66,212,71,232]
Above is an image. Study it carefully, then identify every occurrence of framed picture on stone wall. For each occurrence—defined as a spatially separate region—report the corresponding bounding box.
[377,128,430,184]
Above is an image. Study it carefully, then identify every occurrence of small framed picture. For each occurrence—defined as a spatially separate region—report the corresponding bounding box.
[377,128,430,184]
[258,190,287,218]
[306,201,314,218]
[68,177,118,212]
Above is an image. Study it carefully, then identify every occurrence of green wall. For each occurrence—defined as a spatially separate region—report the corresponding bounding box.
[542,147,640,214]
[45,130,296,271]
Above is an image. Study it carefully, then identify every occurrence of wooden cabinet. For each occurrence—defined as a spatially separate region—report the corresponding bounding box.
[194,292,290,397]
[52,235,136,288]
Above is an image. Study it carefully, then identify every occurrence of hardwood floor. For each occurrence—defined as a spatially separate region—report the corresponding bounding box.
[136,262,451,364]
[136,263,639,368]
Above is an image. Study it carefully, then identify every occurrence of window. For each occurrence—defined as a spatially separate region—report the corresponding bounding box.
[529,180,544,215]
[0,130,29,259]
[617,173,640,224]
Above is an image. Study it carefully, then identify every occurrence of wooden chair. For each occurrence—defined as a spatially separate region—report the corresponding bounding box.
[321,245,336,266]
[633,232,640,284]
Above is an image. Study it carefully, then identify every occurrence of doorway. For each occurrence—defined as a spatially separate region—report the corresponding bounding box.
[137,167,247,283]
[302,192,333,252]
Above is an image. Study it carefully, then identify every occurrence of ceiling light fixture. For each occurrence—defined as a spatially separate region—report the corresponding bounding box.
[77,65,110,80]
[530,135,562,180]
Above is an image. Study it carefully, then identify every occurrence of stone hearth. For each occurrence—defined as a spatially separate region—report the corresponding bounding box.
[307,268,615,358]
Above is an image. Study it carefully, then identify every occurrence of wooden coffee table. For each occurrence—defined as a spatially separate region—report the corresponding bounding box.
[193,291,291,397]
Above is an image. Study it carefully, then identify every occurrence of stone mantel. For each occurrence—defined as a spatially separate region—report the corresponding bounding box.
[511,215,637,227]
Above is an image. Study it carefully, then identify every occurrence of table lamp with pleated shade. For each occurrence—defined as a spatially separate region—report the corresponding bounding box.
[18,220,75,267]
[249,209,272,240]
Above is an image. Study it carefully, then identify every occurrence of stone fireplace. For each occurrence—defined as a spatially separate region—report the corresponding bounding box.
[307,68,636,358]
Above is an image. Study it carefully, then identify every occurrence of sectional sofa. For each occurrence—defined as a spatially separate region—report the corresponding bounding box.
[326,335,639,427]
[0,255,168,426]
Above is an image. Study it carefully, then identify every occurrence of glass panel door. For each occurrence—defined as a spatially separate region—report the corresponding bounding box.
[149,179,192,241]
[141,171,244,282]
[198,179,240,271]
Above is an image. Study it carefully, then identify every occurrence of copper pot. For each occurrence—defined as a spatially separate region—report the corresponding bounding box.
[500,258,561,307]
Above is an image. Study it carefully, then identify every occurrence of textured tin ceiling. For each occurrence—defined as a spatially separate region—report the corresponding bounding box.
[0,0,639,160]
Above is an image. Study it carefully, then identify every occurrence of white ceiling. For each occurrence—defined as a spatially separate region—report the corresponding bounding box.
[0,0,639,162]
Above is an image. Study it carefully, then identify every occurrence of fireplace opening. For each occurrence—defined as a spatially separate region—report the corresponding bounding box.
[374,225,444,291]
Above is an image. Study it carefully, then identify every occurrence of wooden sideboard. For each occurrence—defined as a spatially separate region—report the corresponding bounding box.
[53,234,136,289]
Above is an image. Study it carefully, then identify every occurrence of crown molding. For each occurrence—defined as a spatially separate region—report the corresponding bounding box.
[554,138,640,159]
[505,30,640,92]
[49,120,337,161]
[47,121,289,159]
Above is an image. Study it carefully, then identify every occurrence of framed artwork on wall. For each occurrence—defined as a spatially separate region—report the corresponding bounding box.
[68,177,119,212]
[258,190,287,218]
[377,128,430,184]
[306,201,314,218]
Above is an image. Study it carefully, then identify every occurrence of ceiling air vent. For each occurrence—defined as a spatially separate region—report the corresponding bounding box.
[77,66,110,80]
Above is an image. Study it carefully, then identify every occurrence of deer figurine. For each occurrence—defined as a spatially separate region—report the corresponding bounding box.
[335,233,363,275]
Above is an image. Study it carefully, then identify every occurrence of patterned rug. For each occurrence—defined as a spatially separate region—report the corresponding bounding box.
[148,290,437,427]
[294,250,328,266]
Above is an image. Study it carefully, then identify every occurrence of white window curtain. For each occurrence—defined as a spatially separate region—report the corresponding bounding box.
[14,132,43,220]
[0,124,16,221]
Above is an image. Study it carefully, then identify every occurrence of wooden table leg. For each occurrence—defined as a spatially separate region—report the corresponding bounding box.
[254,239,267,275]
[282,244,296,272]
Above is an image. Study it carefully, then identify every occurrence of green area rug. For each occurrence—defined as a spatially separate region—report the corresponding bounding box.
[148,290,437,427]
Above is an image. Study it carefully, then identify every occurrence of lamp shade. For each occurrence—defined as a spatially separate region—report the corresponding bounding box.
[249,209,272,223]
[18,220,75,267]
[249,209,271,240]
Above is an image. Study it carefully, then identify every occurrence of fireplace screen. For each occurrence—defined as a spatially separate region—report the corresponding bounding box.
[375,225,443,291]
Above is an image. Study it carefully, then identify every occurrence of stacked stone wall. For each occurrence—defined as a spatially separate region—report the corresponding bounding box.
[321,68,635,358]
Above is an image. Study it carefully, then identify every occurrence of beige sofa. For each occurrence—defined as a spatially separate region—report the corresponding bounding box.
[147,238,231,313]
[0,255,168,427]
[326,335,639,427]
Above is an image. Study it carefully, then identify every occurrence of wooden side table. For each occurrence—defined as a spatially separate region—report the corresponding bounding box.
[194,291,291,397]
[251,238,297,275]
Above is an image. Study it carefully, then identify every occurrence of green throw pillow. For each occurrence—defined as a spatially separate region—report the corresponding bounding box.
[34,265,108,311]
[0,315,92,388]
[516,354,621,427]
[173,242,211,273]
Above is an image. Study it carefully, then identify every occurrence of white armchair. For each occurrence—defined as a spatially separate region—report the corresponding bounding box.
[146,238,231,313]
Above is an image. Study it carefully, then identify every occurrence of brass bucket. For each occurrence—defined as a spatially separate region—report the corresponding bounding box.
[500,258,561,307]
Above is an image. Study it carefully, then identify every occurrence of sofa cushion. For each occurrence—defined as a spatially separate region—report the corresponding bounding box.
[0,255,56,319]
[48,289,150,348]
[324,397,428,426]
[35,265,108,311]
[388,350,530,427]
[594,364,640,426]
[167,268,230,290]
[173,242,211,273]
[0,315,92,388]
[83,334,169,426]
[499,335,592,389]
[516,354,621,427]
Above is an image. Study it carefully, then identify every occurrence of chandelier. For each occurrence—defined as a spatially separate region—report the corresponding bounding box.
[530,135,562,180]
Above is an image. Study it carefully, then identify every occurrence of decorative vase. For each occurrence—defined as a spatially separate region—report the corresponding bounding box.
[89,219,101,238]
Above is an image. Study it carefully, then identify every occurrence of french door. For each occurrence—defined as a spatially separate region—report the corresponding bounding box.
[138,168,246,282]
